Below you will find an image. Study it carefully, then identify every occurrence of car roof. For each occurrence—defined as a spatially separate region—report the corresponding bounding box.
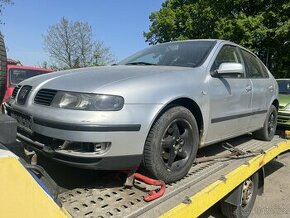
[159,39,255,56]
[160,39,237,45]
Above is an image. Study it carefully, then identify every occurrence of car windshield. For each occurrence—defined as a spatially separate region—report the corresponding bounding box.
[10,68,50,86]
[119,41,216,68]
[277,80,290,94]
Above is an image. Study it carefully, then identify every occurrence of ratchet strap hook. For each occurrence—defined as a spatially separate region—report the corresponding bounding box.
[134,173,166,201]
[125,172,166,202]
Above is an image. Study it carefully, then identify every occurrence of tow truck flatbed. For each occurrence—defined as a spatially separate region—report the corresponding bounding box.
[1,133,290,218]
[54,135,289,218]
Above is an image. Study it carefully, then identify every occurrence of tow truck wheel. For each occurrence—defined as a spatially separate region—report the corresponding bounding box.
[220,173,259,218]
[0,33,7,103]
[143,106,199,183]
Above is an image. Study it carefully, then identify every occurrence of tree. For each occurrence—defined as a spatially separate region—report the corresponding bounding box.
[43,17,115,69]
[144,0,290,78]
[93,41,116,66]
[0,0,12,24]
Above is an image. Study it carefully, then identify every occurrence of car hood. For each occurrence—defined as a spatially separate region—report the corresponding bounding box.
[278,94,290,108]
[21,65,194,93]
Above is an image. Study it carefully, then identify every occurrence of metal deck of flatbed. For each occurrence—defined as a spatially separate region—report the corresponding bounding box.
[57,135,288,218]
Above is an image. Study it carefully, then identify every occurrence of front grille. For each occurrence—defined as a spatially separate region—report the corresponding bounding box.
[34,89,58,106]
[278,111,290,123]
[17,85,32,105]
[11,85,22,98]
[278,117,290,123]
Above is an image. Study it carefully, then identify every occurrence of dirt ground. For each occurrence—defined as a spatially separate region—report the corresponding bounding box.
[201,151,290,218]
[251,151,290,218]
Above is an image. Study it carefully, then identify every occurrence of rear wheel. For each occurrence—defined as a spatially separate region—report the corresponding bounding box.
[220,173,259,218]
[253,105,277,141]
[143,106,199,183]
[0,33,7,103]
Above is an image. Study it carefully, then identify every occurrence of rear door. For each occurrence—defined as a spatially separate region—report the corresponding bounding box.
[240,49,272,130]
[206,45,252,143]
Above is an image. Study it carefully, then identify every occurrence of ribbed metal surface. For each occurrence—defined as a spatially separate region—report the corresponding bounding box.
[60,186,145,218]
[11,85,21,98]
[34,89,57,106]
[59,161,224,218]
[58,136,285,218]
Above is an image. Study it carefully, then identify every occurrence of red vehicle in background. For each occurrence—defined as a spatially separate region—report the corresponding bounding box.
[1,59,53,104]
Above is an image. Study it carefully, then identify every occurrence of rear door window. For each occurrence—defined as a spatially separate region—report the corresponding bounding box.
[241,50,268,78]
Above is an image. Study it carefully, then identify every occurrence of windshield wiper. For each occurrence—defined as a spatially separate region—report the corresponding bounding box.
[125,62,157,66]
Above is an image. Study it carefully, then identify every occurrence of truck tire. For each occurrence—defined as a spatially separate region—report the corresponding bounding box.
[142,106,199,183]
[220,173,259,218]
[0,33,7,103]
[252,105,277,141]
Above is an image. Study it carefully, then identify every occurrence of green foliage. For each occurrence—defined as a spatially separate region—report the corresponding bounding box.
[145,0,290,78]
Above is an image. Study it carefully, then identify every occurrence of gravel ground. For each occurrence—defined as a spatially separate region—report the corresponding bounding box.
[201,151,290,218]
[251,152,290,218]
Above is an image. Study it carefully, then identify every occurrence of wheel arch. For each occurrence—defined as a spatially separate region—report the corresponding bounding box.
[148,97,204,136]
[272,99,279,110]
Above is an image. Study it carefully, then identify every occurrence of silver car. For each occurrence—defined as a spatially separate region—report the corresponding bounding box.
[3,40,278,183]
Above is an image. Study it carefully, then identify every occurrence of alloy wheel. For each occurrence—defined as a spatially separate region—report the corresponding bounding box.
[160,119,193,172]
[268,112,276,135]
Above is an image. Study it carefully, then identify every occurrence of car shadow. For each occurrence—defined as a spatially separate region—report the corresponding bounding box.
[36,153,127,192]
[197,133,254,157]
[36,134,254,191]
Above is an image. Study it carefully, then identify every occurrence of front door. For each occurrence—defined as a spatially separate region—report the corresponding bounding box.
[206,45,252,143]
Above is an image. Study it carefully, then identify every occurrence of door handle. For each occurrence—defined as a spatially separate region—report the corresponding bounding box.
[246,85,252,92]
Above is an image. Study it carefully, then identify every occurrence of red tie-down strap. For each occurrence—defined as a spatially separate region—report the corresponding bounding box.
[133,173,166,202]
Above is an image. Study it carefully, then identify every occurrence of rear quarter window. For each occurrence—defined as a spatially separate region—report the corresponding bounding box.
[258,60,270,78]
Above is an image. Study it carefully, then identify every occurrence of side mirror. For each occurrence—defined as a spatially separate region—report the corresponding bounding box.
[212,63,244,77]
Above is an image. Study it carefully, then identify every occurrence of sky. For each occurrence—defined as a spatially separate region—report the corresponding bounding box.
[0,0,164,66]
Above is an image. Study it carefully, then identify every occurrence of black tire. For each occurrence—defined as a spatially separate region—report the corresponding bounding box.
[252,105,277,141]
[143,106,199,183]
[220,173,259,218]
[0,32,7,103]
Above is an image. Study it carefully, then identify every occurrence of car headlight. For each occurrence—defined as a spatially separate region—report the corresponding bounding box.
[51,91,124,111]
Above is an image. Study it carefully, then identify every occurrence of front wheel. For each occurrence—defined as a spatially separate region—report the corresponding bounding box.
[252,105,277,141]
[142,106,199,183]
